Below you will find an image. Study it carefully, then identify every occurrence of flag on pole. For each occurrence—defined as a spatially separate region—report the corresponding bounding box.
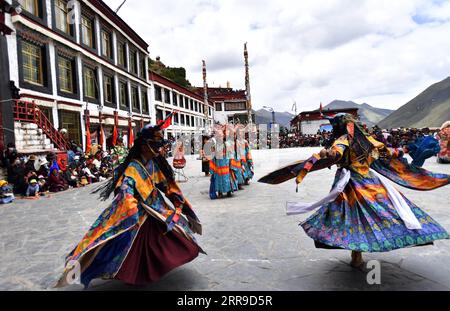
[157,110,179,130]
[128,118,134,148]
[112,111,119,146]
[85,113,92,154]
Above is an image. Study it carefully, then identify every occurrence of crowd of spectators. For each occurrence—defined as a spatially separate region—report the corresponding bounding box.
[0,136,130,204]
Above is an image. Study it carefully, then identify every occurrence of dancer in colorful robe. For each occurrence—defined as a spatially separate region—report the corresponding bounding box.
[226,125,244,191]
[236,124,254,185]
[209,126,234,199]
[56,122,203,288]
[437,121,450,164]
[260,113,450,267]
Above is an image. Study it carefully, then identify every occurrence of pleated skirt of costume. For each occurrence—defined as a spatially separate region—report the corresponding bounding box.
[80,216,200,286]
[242,162,254,181]
[211,158,234,194]
[301,171,449,252]
[115,216,200,285]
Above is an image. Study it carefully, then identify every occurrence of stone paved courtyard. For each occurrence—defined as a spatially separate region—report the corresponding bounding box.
[1,147,450,291]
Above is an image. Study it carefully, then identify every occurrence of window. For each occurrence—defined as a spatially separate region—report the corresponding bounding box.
[191,116,195,127]
[131,86,139,112]
[181,114,185,126]
[55,0,71,35]
[117,41,126,67]
[59,110,81,144]
[101,30,112,59]
[186,114,190,126]
[156,109,163,122]
[179,96,184,108]
[83,66,96,99]
[141,91,149,114]
[103,74,114,106]
[58,56,73,93]
[164,89,170,104]
[154,85,162,101]
[225,102,247,111]
[139,57,146,79]
[172,93,178,106]
[190,99,194,111]
[129,50,137,74]
[215,103,222,111]
[119,81,129,109]
[174,113,179,125]
[81,15,94,48]
[19,0,39,16]
[22,41,43,86]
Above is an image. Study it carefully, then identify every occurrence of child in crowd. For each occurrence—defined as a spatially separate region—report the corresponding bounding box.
[0,180,15,204]
[26,179,40,198]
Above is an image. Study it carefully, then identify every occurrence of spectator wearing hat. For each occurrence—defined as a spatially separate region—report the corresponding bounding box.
[37,175,48,194]
[26,179,40,198]
[0,180,15,204]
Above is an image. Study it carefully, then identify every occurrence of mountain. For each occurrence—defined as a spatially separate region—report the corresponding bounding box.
[255,109,295,128]
[378,77,450,129]
[325,100,394,127]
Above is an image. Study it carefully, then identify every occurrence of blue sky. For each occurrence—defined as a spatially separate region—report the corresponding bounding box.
[104,0,450,112]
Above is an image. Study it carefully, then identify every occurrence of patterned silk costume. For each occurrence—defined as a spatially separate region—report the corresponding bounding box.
[260,114,449,253]
[57,125,202,288]
[438,121,450,164]
[209,136,234,199]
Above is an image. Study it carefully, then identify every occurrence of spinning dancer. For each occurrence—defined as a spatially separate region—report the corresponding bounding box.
[56,119,203,288]
[260,113,449,267]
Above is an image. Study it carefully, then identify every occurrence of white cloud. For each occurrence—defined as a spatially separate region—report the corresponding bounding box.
[104,0,450,112]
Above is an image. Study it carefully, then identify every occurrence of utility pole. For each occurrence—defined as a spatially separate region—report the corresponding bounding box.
[244,42,252,126]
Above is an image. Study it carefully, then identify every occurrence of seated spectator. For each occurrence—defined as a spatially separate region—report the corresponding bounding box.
[0,180,15,204]
[37,175,48,194]
[64,167,79,188]
[26,179,40,198]
[48,168,68,193]
[8,158,27,195]
[80,176,89,187]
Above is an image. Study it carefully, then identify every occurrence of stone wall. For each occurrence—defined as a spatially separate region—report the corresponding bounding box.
[14,122,55,154]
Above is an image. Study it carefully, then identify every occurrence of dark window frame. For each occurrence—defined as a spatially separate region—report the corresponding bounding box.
[19,0,47,26]
[17,36,53,95]
[79,10,97,53]
[154,85,162,101]
[116,38,128,70]
[118,79,129,110]
[163,89,170,104]
[100,26,114,62]
[51,0,76,41]
[130,84,140,113]
[82,63,99,104]
[102,71,116,108]
[55,52,79,100]
[141,89,149,115]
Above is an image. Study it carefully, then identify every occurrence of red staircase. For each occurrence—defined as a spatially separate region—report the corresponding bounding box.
[13,100,70,151]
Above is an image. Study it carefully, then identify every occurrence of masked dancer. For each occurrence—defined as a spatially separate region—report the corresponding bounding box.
[260,112,449,267]
[56,119,203,288]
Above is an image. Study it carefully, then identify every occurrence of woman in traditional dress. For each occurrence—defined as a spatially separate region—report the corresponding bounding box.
[260,113,449,267]
[56,123,203,288]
